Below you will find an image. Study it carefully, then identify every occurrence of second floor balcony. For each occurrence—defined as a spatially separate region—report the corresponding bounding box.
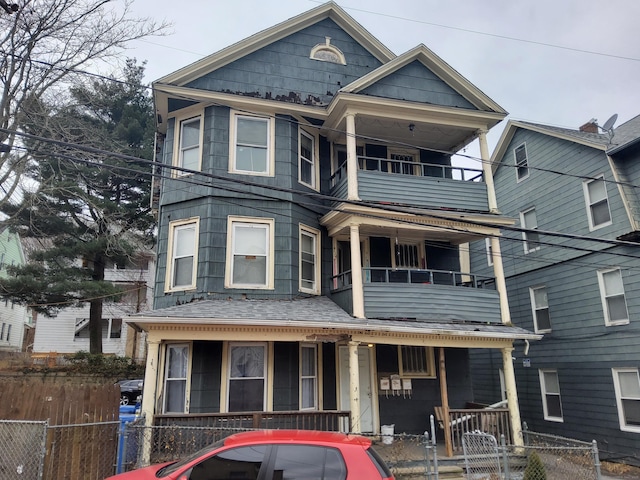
[330,156,489,212]
[330,267,500,324]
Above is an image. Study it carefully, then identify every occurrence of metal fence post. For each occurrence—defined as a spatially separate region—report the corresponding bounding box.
[430,415,439,480]
[500,434,510,480]
[593,440,602,480]
[38,421,48,480]
[424,431,432,480]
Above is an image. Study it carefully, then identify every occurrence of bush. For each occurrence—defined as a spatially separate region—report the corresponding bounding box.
[64,351,144,378]
[523,450,547,480]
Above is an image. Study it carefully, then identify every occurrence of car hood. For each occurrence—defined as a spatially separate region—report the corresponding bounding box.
[105,462,172,479]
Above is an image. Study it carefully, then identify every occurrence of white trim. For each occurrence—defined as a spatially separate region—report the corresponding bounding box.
[164,218,199,292]
[529,286,551,333]
[162,343,191,414]
[398,345,436,378]
[172,109,204,176]
[514,143,529,182]
[300,343,319,410]
[227,342,268,412]
[225,216,275,290]
[310,37,346,65]
[612,367,640,433]
[229,111,275,176]
[597,267,629,326]
[520,207,540,254]
[299,224,321,295]
[583,174,613,231]
[485,238,493,266]
[539,369,563,422]
[299,129,319,190]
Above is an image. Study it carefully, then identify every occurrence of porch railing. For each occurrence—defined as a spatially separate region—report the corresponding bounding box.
[154,410,351,432]
[331,268,495,291]
[330,156,484,187]
[435,407,511,454]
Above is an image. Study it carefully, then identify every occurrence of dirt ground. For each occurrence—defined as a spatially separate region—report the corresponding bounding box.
[602,461,640,479]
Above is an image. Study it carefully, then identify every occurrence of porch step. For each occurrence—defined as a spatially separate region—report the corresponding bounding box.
[394,464,464,479]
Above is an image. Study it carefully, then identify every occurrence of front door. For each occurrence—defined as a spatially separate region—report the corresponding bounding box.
[338,346,374,432]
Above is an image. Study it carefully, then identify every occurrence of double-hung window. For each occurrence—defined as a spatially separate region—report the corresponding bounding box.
[299,130,318,189]
[299,225,320,294]
[175,115,202,174]
[228,343,266,412]
[164,344,189,413]
[514,143,529,181]
[226,216,274,289]
[230,112,274,175]
[612,368,640,432]
[539,369,563,421]
[530,286,551,332]
[584,175,612,230]
[520,207,540,253]
[598,268,629,325]
[166,219,199,291]
[300,344,318,410]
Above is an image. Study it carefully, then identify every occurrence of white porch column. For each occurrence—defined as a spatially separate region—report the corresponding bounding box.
[490,237,512,325]
[348,341,361,433]
[140,339,160,465]
[346,113,360,201]
[479,130,499,213]
[350,224,365,319]
[502,346,524,447]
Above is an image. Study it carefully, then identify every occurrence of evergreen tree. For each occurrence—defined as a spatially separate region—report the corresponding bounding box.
[523,450,547,480]
[0,60,156,354]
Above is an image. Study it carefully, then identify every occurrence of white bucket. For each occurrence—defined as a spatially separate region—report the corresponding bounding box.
[381,424,395,445]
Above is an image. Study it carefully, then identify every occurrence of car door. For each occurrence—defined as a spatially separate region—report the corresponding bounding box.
[182,445,269,480]
[265,444,347,480]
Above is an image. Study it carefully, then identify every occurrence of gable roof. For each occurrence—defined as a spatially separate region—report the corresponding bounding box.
[341,44,506,114]
[490,120,610,174]
[155,2,395,87]
[607,114,640,155]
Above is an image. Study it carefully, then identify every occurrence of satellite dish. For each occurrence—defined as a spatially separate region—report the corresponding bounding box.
[601,113,618,132]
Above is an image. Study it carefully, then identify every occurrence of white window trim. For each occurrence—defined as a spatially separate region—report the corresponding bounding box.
[299,224,321,295]
[529,286,551,333]
[163,343,191,414]
[583,175,613,231]
[520,207,540,254]
[388,148,420,176]
[539,369,563,422]
[227,342,268,412]
[612,367,640,433]
[300,343,318,410]
[225,216,275,290]
[171,109,204,176]
[597,267,629,326]
[398,346,436,378]
[485,238,494,266]
[514,143,529,182]
[299,129,319,190]
[229,111,275,176]
[310,38,346,65]
[165,218,199,292]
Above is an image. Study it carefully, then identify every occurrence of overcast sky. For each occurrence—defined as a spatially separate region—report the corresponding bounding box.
[125,0,640,158]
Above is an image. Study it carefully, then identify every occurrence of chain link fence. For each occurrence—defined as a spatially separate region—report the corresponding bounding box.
[463,429,602,480]
[0,420,47,480]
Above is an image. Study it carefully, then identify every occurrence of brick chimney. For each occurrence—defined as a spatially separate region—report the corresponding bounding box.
[579,118,599,133]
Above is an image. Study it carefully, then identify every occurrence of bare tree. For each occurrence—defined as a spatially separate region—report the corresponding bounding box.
[0,0,167,209]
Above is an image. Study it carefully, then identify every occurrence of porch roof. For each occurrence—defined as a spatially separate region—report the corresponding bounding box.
[128,297,540,342]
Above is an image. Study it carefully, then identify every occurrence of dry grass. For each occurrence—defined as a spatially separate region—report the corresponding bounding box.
[601,460,640,478]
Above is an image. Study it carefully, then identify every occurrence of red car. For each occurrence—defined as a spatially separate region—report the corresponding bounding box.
[106,429,394,480]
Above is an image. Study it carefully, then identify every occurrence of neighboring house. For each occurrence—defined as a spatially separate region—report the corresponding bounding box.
[469,115,640,463]
[25,235,154,362]
[129,2,539,447]
[0,228,32,351]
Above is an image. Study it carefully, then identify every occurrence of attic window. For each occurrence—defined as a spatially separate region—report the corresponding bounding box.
[310,37,346,65]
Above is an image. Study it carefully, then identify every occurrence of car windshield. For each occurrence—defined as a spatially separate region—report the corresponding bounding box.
[156,438,226,477]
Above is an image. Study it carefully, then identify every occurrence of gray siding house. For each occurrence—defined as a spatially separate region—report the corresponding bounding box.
[469,115,640,464]
[130,2,538,454]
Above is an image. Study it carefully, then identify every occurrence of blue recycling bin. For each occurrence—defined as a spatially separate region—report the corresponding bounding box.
[116,405,138,474]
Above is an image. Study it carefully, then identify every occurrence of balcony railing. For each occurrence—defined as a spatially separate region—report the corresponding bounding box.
[330,156,484,188]
[331,268,495,291]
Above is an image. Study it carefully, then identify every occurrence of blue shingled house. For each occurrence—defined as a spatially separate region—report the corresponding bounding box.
[129,2,539,455]
[469,114,640,464]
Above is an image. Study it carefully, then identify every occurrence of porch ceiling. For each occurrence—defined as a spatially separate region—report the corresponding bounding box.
[127,297,541,346]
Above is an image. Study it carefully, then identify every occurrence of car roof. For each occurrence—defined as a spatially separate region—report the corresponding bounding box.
[223,430,372,448]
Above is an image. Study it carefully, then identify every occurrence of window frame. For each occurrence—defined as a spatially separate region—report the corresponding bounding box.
[539,369,563,422]
[520,207,540,254]
[299,225,321,295]
[225,216,275,290]
[165,218,199,292]
[172,111,204,176]
[514,143,529,182]
[597,267,629,326]
[398,346,436,378]
[163,343,190,414]
[229,111,275,176]
[227,342,268,413]
[583,175,612,230]
[612,367,640,433]
[530,286,551,333]
[300,343,318,410]
[485,238,494,266]
[299,129,319,190]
